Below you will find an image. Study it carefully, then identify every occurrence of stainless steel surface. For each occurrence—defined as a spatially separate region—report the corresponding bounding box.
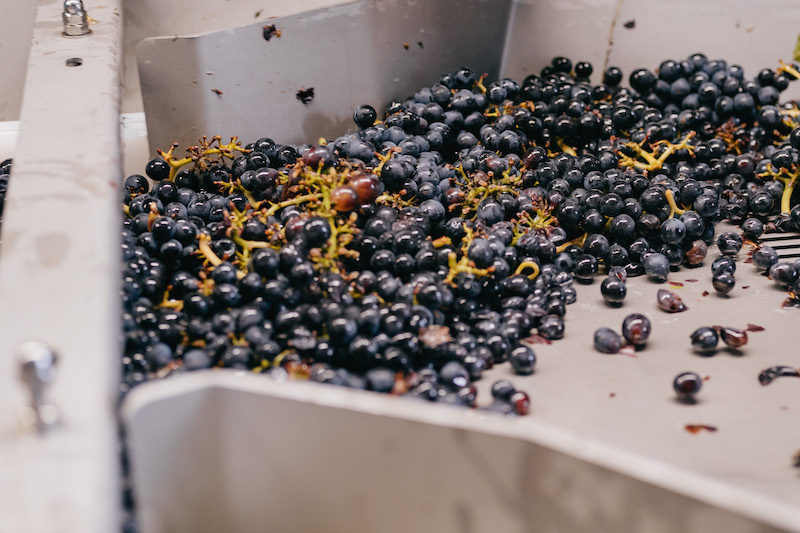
[0,121,19,161]
[137,0,511,154]
[761,232,800,260]
[0,1,123,532]
[120,0,348,115]
[124,371,796,533]
[0,1,36,121]
[62,0,92,38]
[17,342,60,434]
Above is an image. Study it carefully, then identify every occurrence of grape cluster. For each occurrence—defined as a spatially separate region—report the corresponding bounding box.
[121,133,552,413]
[121,53,800,418]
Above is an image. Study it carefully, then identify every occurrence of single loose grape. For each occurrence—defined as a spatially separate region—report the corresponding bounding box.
[690,327,718,354]
[673,371,702,402]
[622,314,651,347]
[594,327,623,354]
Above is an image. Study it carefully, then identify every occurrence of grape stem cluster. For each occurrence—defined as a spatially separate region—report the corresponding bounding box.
[157,136,248,180]
[617,131,695,172]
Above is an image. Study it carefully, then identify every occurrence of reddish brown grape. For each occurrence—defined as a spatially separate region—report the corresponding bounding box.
[349,171,383,203]
[302,145,335,168]
[510,390,531,415]
[283,215,306,241]
[718,326,748,348]
[330,185,359,212]
[683,239,707,265]
[444,187,464,206]
[657,289,687,312]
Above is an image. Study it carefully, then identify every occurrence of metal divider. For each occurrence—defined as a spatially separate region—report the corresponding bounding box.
[0,1,123,532]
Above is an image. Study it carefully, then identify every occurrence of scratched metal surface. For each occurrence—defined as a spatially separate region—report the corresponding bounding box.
[136,0,512,154]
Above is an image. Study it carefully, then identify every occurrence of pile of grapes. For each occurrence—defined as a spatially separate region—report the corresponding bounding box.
[120,53,800,417]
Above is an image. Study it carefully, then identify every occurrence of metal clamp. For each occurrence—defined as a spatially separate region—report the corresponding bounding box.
[63,0,92,38]
[18,342,60,434]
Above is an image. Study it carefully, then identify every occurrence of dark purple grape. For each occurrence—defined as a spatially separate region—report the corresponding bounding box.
[643,253,670,283]
[490,379,516,401]
[621,314,651,347]
[752,246,779,273]
[740,218,764,241]
[673,371,702,402]
[594,327,623,354]
[770,262,800,289]
[573,254,599,283]
[691,327,718,354]
[716,231,743,255]
[712,271,735,295]
[538,314,564,340]
[508,345,537,375]
[711,255,736,276]
[302,216,332,247]
[353,104,377,129]
[600,276,626,306]
[660,218,686,245]
[145,159,170,181]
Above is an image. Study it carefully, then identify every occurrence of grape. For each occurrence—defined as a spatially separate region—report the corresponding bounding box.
[621,313,651,347]
[740,217,764,241]
[508,345,537,375]
[600,276,626,306]
[643,253,670,283]
[656,289,687,313]
[330,185,359,212]
[752,245,779,273]
[719,326,748,348]
[711,256,736,276]
[712,271,736,295]
[690,327,719,354]
[673,372,702,402]
[659,218,686,245]
[353,105,377,129]
[770,262,800,289]
[716,231,743,256]
[594,327,623,354]
[302,216,332,247]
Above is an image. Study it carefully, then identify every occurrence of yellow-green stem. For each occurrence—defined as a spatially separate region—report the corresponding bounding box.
[665,189,686,218]
[231,233,272,251]
[514,260,540,280]
[263,193,322,217]
[555,233,587,253]
[198,234,223,267]
[782,179,796,214]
